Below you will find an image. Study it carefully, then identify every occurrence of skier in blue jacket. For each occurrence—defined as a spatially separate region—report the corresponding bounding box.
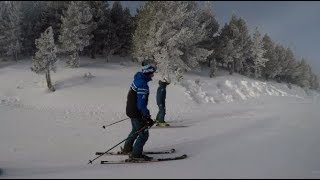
[122,63,156,161]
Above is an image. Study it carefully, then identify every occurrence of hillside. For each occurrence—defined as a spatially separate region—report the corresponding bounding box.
[0,57,319,178]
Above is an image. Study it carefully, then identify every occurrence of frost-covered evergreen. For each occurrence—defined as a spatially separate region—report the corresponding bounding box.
[280,48,299,83]
[43,1,70,43]
[233,15,252,74]
[85,1,110,59]
[273,45,287,81]
[262,34,279,80]
[250,28,268,78]
[107,2,133,59]
[0,1,22,61]
[20,1,47,56]
[197,1,219,77]
[59,1,96,67]
[133,1,213,82]
[310,73,319,90]
[287,51,299,82]
[215,25,238,75]
[0,2,5,56]
[295,59,311,88]
[131,2,156,62]
[20,1,68,56]
[198,1,219,42]
[0,0,318,91]
[31,26,57,92]
[119,7,134,56]
[214,14,251,75]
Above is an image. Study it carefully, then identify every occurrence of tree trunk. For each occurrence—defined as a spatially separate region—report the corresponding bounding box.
[105,48,117,62]
[209,59,216,78]
[68,52,79,68]
[102,49,109,62]
[228,62,234,75]
[208,58,211,67]
[46,68,55,92]
[266,75,269,81]
[90,44,97,59]
[14,51,18,62]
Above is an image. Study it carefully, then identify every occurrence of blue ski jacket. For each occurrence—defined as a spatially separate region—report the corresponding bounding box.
[126,72,152,118]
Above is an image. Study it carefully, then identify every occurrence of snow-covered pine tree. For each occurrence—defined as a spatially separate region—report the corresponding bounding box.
[20,1,46,56]
[31,26,57,92]
[86,1,110,59]
[223,39,238,75]
[307,67,316,90]
[134,1,213,82]
[20,1,66,56]
[95,1,122,61]
[276,47,294,82]
[262,34,277,80]
[295,58,311,88]
[131,7,140,39]
[44,1,70,43]
[198,1,219,63]
[286,59,301,84]
[0,1,22,61]
[199,1,219,42]
[131,1,157,62]
[273,45,288,82]
[214,21,237,75]
[214,14,251,75]
[197,1,219,77]
[59,1,96,67]
[232,15,252,74]
[311,74,319,90]
[272,45,297,83]
[293,58,307,87]
[105,2,133,59]
[316,75,320,91]
[281,48,299,83]
[119,7,134,56]
[0,2,5,57]
[250,27,268,78]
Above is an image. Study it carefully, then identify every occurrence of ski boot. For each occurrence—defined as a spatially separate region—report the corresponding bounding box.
[119,146,132,155]
[127,154,153,162]
[156,120,170,127]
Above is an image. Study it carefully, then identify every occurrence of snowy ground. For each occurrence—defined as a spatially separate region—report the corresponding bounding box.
[1,57,320,178]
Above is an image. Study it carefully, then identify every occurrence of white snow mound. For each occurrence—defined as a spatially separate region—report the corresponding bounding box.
[179,74,311,104]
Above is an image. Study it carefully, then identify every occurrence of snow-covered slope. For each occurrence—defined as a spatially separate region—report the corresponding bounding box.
[0,57,319,178]
[180,75,306,104]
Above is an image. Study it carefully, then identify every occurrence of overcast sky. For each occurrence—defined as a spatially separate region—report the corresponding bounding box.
[114,1,320,75]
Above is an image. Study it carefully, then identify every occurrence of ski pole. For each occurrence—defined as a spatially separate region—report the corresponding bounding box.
[88,124,152,164]
[102,117,130,129]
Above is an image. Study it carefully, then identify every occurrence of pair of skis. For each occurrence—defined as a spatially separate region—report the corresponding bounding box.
[96,120,188,164]
[102,125,188,129]
[96,148,187,164]
[101,119,188,130]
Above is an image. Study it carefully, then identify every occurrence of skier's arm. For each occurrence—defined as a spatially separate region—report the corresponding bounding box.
[137,86,150,117]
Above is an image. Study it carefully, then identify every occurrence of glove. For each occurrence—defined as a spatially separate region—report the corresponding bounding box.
[142,115,155,127]
[146,118,155,127]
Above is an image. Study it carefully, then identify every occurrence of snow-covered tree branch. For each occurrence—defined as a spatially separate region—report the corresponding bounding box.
[59,1,96,67]
[133,1,213,82]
